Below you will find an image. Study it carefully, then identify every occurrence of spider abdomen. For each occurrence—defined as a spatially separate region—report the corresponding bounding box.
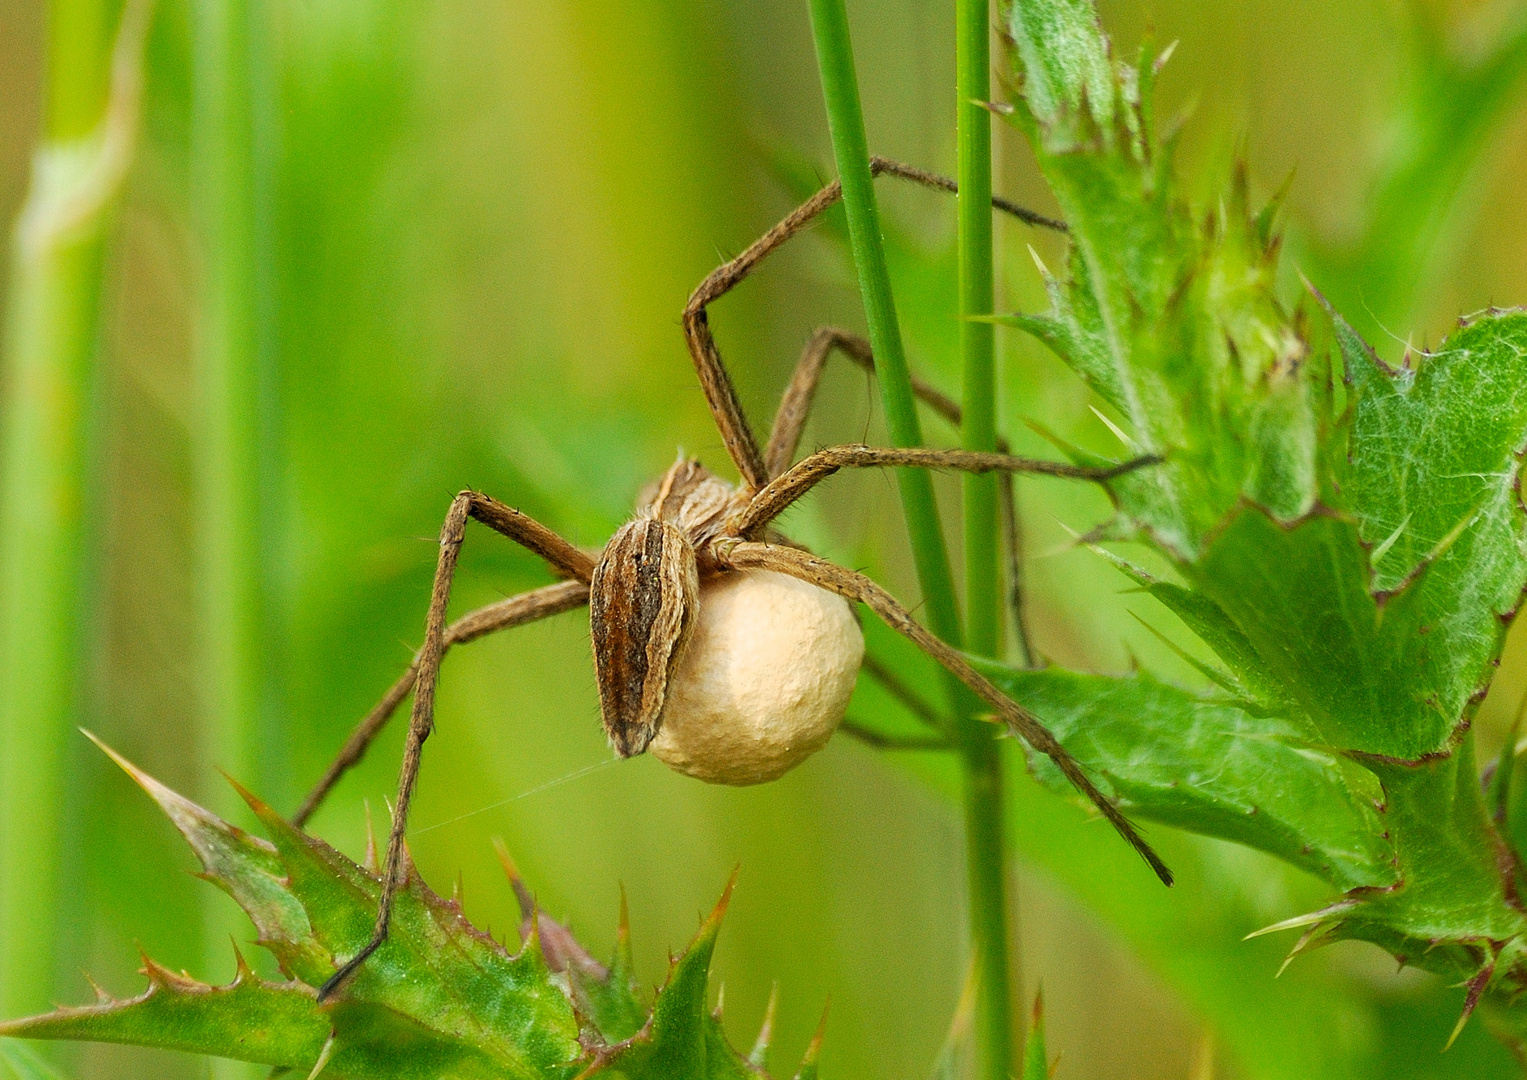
[651,568,863,785]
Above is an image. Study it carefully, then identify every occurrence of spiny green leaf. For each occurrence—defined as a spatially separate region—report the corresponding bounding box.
[593,874,767,1080]
[967,657,1393,891]
[1000,20,1322,559]
[1333,746,1524,972]
[80,731,327,982]
[1004,0,1113,134]
[1,740,774,1079]
[2,960,330,1072]
[1337,307,1527,750]
[1003,0,1527,1030]
[240,783,585,1076]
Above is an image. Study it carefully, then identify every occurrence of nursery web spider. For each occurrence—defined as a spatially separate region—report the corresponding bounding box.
[305,157,1170,1001]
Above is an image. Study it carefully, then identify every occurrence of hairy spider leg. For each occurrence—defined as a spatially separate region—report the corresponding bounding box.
[312,492,595,1001]
[735,444,1158,539]
[295,495,594,827]
[836,720,952,751]
[719,540,1173,887]
[293,579,589,828]
[763,328,873,478]
[683,157,1065,494]
[763,327,1034,662]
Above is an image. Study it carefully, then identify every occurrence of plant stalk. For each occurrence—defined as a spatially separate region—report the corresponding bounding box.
[191,0,283,815]
[808,4,1015,1078]
[956,0,1019,1074]
[0,0,149,1019]
[805,0,963,648]
[190,4,279,1076]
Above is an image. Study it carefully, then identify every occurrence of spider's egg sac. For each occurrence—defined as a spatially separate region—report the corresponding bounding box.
[651,569,863,785]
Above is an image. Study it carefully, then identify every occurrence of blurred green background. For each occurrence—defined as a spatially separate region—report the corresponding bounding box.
[1,0,1526,1077]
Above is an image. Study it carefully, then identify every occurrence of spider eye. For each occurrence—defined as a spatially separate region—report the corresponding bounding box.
[589,519,698,757]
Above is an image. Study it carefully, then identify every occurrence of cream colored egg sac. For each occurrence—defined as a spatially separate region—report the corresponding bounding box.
[651,568,864,785]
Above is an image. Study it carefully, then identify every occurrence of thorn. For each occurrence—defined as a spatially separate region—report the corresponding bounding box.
[1275,923,1323,978]
[493,837,536,919]
[800,999,830,1069]
[1245,900,1356,939]
[1153,39,1179,73]
[615,883,634,973]
[452,870,465,908]
[139,950,170,987]
[749,982,779,1069]
[524,907,542,956]
[1444,965,1493,1051]
[84,972,113,1004]
[232,939,254,981]
[305,1033,336,1080]
[712,982,726,1020]
[1029,983,1044,1031]
[1088,405,1139,450]
[977,98,1015,115]
[1370,514,1411,565]
[1027,244,1053,279]
[705,865,741,931]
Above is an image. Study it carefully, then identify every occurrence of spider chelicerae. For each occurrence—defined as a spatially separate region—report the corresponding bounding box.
[302,157,1170,1000]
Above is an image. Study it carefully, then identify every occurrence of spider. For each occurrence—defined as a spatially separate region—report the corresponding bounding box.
[304,157,1171,1001]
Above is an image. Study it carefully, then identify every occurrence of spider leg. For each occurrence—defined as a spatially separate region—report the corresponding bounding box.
[736,444,1158,538]
[717,540,1173,886]
[292,579,589,828]
[860,651,951,733]
[838,719,952,751]
[997,474,1033,667]
[315,493,593,1001]
[763,327,1035,664]
[294,495,594,828]
[764,328,871,478]
[685,157,1064,492]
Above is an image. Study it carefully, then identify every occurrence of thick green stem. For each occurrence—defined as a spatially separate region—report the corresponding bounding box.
[191,2,278,1071]
[0,0,147,1019]
[806,0,962,650]
[957,0,1018,1073]
[808,4,1014,1078]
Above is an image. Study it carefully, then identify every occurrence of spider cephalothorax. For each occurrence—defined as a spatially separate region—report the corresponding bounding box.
[303,158,1169,1001]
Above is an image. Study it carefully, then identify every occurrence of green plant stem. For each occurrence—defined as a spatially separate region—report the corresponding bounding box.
[190,1,278,1072]
[808,5,1014,1079]
[0,0,147,1019]
[956,1,1018,1074]
[191,0,282,814]
[806,0,962,646]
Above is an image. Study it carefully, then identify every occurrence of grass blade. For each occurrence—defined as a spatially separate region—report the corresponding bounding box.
[0,0,150,1019]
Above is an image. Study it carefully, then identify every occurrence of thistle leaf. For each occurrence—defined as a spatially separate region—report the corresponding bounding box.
[0,740,773,1079]
[1003,0,1527,1031]
[968,659,1393,891]
[2,964,330,1072]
